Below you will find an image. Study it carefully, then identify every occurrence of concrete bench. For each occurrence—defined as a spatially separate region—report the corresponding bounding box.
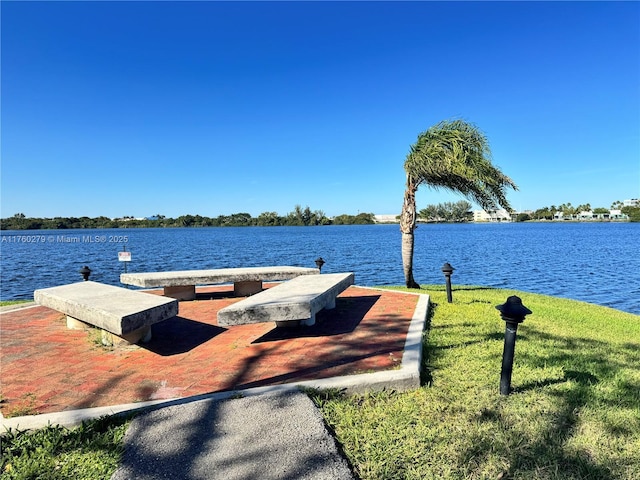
[34,281,178,346]
[120,266,319,300]
[217,272,354,327]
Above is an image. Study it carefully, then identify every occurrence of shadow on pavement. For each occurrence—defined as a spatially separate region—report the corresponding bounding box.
[144,316,226,356]
[252,295,380,343]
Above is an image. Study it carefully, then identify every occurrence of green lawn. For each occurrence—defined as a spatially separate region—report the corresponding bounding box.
[1,416,129,480]
[2,286,638,479]
[314,286,640,480]
[0,300,31,307]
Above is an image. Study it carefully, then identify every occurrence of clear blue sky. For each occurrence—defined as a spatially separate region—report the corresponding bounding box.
[2,1,639,219]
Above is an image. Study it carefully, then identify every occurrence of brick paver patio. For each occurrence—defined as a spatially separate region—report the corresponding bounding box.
[0,285,419,417]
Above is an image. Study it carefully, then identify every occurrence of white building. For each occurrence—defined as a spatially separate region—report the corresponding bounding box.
[608,209,628,220]
[473,209,512,222]
[555,210,628,221]
[374,214,399,223]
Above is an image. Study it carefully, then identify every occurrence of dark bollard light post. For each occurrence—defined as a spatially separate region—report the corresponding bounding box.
[79,265,92,281]
[441,262,455,303]
[496,295,532,395]
[315,257,325,273]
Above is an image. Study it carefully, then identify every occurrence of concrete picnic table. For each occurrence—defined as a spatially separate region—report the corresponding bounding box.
[120,266,320,300]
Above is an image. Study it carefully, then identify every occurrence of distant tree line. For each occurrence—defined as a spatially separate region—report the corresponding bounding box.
[0,206,377,230]
[3,200,637,231]
[418,201,473,223]
[624,207,640,222]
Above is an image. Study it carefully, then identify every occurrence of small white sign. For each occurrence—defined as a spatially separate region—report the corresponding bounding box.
[118,251,132,262]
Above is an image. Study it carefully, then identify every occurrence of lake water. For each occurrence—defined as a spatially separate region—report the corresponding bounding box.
[1,223,638,315]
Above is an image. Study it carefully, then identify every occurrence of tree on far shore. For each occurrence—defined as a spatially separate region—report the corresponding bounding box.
[418,200,472,222]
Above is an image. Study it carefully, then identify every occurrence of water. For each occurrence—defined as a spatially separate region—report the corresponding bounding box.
[1,223,638,314]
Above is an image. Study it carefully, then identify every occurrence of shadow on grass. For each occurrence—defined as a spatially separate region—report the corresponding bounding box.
[512,370,599,394]
[421,285,499,292]
[484,331,530,342]
[416,291,638,478]
[420,300,436,386]
[459,380,621,478]
[460,409,617,479]
[456,326,639,478]
[521,328,637,380]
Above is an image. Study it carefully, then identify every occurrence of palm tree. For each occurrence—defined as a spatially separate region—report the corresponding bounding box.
[400,120,517,288]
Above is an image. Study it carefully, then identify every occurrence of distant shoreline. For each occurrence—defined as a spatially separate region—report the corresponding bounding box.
[1,218,635,231]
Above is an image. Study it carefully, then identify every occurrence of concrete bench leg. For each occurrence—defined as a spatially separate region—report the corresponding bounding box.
[275,314,316,328]
[164,285,196,300]
[300,315,316,326]
[66,315,152,346]
[67,316,91,331]
[102,327,152,346]
[234,280,263,296]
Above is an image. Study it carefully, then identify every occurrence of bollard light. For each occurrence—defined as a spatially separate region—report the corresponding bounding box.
[496,295,532,395]
[314,257,325,273]
[441,262,455,303]
[79,265,92,281]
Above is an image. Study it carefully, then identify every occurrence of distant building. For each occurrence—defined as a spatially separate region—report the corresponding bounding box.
[576,210,594,220]
[473,209,512,222]
[623,199,639,207]
[114,216,146,222]
[608,210,628,220]
[374,214,399,223]
[555,210,628,221]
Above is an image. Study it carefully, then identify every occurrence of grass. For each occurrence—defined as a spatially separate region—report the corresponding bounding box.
[312,285,640,480]
[0,300,31,307]
[1,416,129,480]
[2,286,638,479]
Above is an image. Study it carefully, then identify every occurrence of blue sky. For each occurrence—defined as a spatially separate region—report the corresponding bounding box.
[2,1,639,219]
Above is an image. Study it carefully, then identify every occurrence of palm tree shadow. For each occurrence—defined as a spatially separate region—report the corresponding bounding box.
[252,295,380,343]
[143,316,226,356]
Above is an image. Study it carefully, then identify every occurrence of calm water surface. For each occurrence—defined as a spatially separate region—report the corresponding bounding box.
[1,223,638,314]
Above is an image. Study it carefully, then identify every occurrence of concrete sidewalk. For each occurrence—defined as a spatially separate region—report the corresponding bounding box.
[111,390,356,480]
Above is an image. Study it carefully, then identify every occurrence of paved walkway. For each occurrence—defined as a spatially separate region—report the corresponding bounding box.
[1,285,422,420]
[111,390,358,480]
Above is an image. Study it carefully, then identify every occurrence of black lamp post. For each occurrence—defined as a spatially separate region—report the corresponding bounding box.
[496,295,532,395]
[314,257,325,273]
[441,262,455,303]
[79,265,92,281]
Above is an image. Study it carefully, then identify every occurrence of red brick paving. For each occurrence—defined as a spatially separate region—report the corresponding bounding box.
[0,286,419,416]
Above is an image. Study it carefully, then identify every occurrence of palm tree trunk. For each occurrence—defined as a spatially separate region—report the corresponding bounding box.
[400,177,420,289]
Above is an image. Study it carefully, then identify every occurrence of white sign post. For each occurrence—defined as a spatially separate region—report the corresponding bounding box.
[118,246,131,274]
